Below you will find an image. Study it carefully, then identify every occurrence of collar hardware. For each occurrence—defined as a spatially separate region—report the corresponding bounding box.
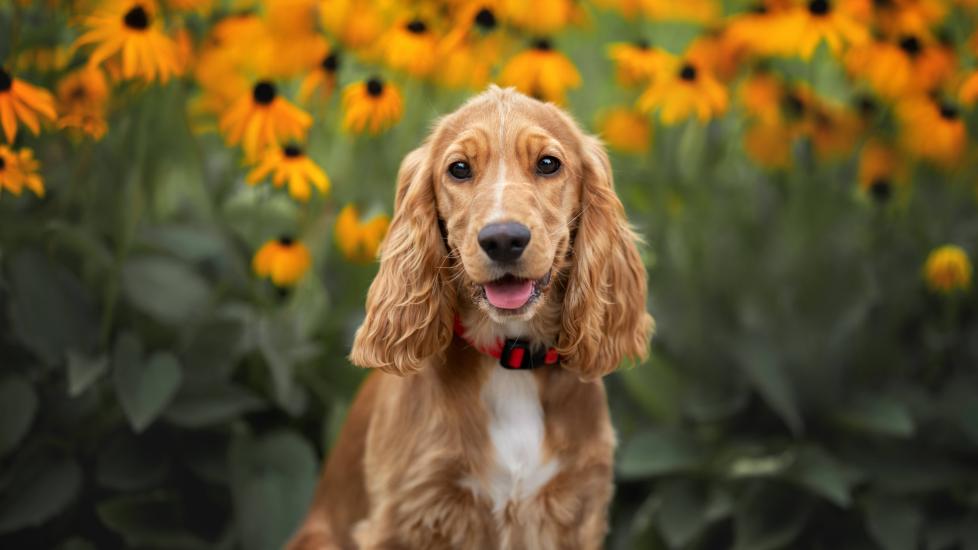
[453,315,560,370]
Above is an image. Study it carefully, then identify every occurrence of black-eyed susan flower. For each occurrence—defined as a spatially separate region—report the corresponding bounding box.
[320,0,383,50]
[264,0,328,78]
[596,107,652,154]
[0,67,57,144]
[871,0,946,37]
[0,146,44,198]
[503,0,579,34]
[685,28,750,82]
[56,66,109,140]
[607,40,669,87]
[334,204,390,263]
[246,144,329,202]
[739,70,785,123]
[924,245,972,294]
[804,103,861,161]
[961,70,978,106]
[498,39,581,105]
[775,0,870,59]
[437,6,505,90]
[341,77,403,135]
[219,80,313,159]
[637,60,727,124]
[727,3,796,57]
[858,139,906,202]
[743,120,795,169]
[298,51,340,103]
[640,0,720,23]
[898,97,966,167]
[846,35,953,98]
[253,237,312,287]
[383,19,439,77]
[74,0,182,83]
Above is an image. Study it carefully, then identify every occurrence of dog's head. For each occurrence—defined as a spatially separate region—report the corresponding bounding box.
[350,86,653,380]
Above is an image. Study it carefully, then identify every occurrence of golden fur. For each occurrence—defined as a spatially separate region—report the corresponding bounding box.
[287,86,653,549]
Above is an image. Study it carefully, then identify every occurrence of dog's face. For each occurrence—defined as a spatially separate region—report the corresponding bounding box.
[429,93,582,322]
[351,86,653,380]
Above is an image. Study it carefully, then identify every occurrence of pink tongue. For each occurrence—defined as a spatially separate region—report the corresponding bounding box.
[484,279,534,309]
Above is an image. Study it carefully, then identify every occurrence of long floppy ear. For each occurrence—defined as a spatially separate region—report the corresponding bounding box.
[558,136,655,380]
[349,143,455,376]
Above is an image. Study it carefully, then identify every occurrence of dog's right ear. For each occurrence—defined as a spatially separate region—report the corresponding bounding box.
[349,143,455,376]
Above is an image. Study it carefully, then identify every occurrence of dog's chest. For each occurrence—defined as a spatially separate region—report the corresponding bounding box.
[477,365,560,511]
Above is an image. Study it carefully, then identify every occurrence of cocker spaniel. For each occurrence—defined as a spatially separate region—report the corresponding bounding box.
[287,86,654,550]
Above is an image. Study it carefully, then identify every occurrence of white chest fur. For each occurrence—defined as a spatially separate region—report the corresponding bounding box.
[479,364,560,512]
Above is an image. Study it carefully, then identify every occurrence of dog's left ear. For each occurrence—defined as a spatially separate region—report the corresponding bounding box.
[558,136,654,381]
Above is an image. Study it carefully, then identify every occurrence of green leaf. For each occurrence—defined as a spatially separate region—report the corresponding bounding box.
[733,482,812,550]
[256,312,316,416]
[163,383,265,429]
[619,354,683,423]
[865,496,921,550]
[230,430,318,550]
[97,492,209,549]
[121,255,211,325]
[96,433,170,491]
[618,429,706,480]
[784,446,859,508]
[0,376,38,457]
[835,394,915,438]
[6,249,98,365]
[139,224,227,263]
[113,333,183,432]
[0,455,82,533]
[732,343,803,435]
[66,351,109,397]
[655,480,711,548]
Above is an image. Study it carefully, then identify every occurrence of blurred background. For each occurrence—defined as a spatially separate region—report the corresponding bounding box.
[2,0,978,548]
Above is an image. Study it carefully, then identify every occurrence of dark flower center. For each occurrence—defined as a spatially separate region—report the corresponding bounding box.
[366,78,384,97]
[406,20,427,34]
[123,5,150,30]
[0,67,11,92]
[474,8,496,30]
[321,53,339,73]
[283,145,302,158]
[750,3,768,14]
[855,95,877,117]
[873,0,893,7]
[532,38,552,51]
[633,39,650,50]
[0,157,5,170]
[278,236,294,246]
[783,92,805,117]
[939,102,959,120]
[898,35,921,56]
[870,178,891,202]
[679,63,697,81]
[808,0,830,15]
[252,81,277,105]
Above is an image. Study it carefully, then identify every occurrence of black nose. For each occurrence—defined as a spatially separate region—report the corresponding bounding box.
[478,222,531,262]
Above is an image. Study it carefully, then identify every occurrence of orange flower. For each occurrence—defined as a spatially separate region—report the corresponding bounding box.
[607,41,669,87]
[341,77,404,135]
[498,39,581,105]
[382,19,439,77]
[772,0,870,59]
[898,97,966,167]
[253,237,312,287]
[858,139,906,202]
[596,107,652,154]
[56,66,109,140]
[0,67,57,143]
[637,59,727,124]
[219,80,312,159]
[960,70,978,105]
[334,204,390,263]
[0,146,45,198]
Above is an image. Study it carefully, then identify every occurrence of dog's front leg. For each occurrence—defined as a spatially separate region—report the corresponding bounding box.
[353,482,496,550]
[518,463,614,550]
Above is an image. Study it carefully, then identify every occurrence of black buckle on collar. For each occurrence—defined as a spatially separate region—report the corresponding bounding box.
[499,339,560,370]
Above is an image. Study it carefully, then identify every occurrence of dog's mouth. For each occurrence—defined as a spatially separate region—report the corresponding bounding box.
[479,271,553,312]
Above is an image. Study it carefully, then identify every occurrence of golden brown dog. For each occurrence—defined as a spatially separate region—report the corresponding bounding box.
[287,86,653,550]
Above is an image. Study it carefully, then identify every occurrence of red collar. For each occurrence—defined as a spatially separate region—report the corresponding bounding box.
[453,315,560,370]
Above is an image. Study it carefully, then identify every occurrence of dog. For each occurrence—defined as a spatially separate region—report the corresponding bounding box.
[287,86,653,549]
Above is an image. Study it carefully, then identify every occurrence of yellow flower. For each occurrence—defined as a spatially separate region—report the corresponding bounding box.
[264,0,328,78]
[498,39,581,105]
[743,120,795,169]
[253,237,312,287]
[503,0,578,34]
[961,70,978,106]
[596,107,651,154]
[56,66,109,140]
[858,139,906,202]
[165,0,213,12]
[898,97,966,167]
[298,51,340,103]
[246,144,329,202]
[924,245,972,294]
[0,146,45,198]
[773,0,870,59]
[219,80,313,159]
[637,60,727,125]
[0,67,57,143]
[727,5,797,57]
[804,103,861,161]
[640,0,719,23]
[607,41,669,87]
[320,0,383,51]
[12,47,71,73]
[74,0,183,83]
[871,0,946,38]
[686,29,749,82]
[341,78,404,135]
[383,19,439,77]
[437,6,505,90]
[739,70,784,123]
[334,204,390,263]
[846,35,954,98]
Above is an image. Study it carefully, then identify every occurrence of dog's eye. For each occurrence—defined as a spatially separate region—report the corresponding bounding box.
[536,156,561,176]
[448,161,472,180]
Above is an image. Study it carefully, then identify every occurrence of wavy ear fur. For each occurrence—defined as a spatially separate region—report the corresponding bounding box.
[558,136,654,380]
[349,144,455,376]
